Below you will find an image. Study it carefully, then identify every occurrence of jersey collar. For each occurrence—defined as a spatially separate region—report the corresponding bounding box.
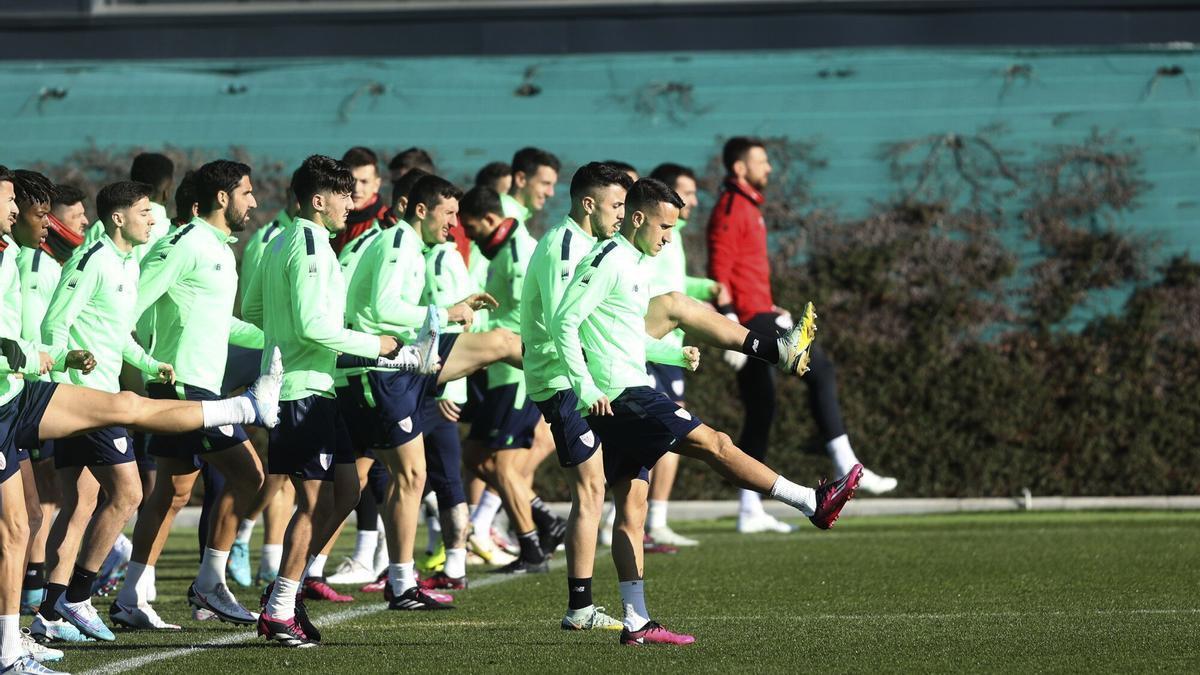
[723,178,766,206]
[559,215,595,243]
[500,193,531,224]
[613,231,646,262]
[98,231,135,261]
[190,216,238,244]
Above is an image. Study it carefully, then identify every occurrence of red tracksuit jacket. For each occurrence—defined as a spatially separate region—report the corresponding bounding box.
[706,179,773,323]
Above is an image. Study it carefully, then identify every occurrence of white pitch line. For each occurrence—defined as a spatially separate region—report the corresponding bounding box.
[84,560,564,675]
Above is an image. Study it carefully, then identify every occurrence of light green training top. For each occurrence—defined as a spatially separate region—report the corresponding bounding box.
[135,216,265,394]
[422,242,473,404]
[17,246,63,384]
[482,223,537,393]
[43,233,162,393]
[240,210,291,304]
[346,222,450,345]
[551,232,689,411]
[242,218,380,401]
[2,238,63,405]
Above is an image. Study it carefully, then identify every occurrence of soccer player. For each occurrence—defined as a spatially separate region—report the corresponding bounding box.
[459,186,568,576]
[342,174,524,610]
[0,170,283,667]
[553,177,862,645]
[244,155,438,647]
[45,185,87,265]
[708,138,897,535]
[640,162,729,548]
[83,153,175,264]
[10,171,65,619]
[331,147,389,254]
[112,160,271,629]
[240,186,297,302]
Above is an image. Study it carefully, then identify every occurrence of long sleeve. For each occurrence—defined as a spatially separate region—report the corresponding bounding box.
[0,337,45,377]
[134,238,196,320]
[372,249,445,332]
[122,334,161,375]
[644,335,688,367]
[685,275,716,301]
[42,263,100,352]
[241,253,265,328]
[551,262,617,409]
[706,201,741,303]
[228,318,265,349]
[291,251,379,359]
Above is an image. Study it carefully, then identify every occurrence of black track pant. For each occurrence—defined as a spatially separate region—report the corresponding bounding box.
[736,312,847,462]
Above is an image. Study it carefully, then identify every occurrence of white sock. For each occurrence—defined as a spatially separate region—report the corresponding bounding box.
[266,576,299,620]
[426,516,442,553]
[235,519,255,544]
[647,500,669,530]
[260,544,283,574]
[470,491,503,533]
[467,502,479,519]
[304,554,327,581]
[444,548,467,579]
[618,580,651,632]
[0,615,19,668]
[352,531,378,566]
[389,562,416,594]
[827,434,860,478]
[377,347,422,370]
[200,397,257,428]
[739,488,764,516]
[195,547,229,591]
[147,565,158,603]
[376,515,385,531]
[113,533,133,560]
[118,562,151,607]
[770,477,816,516]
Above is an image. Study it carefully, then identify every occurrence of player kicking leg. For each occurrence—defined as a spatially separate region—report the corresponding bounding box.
[550,178,861,645]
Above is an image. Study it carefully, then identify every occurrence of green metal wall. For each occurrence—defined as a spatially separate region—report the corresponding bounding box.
[2,47,1197,252]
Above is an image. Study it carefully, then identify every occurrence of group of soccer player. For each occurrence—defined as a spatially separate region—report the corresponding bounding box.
[0,137,897,672]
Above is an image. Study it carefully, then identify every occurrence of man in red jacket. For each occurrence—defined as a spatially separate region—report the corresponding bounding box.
[707,137,897,534]
[331,147,391,254]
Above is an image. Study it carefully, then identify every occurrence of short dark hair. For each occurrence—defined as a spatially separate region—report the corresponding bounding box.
[649,163,696,190]
[459,186,503,221]
[625,177,684,217]
[96,181,154,225]
[404,175,462,223]
[194,160,251,213]
[388,147,435,175]
[174,171,198,222]
[291,155,355,206]
[604,160,638,178]
[722,136,766,173]
[569,161,635,201]
[51,184,86,209]
[511,147,560,178]
[12,170,54,208]
[0,166,11,184]
[474,161,511,188]
[390,168,429,209]
[342,146,379,171]
[130,152,175,188]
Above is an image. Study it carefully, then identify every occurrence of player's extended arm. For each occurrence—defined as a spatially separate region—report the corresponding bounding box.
[292,248,379,359]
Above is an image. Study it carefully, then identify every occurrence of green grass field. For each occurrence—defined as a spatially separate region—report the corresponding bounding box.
[57,511,1200,674]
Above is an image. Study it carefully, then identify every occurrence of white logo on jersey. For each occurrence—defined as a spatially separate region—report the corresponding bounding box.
[320,453,333,471]
[399,417,413,433]
[671,380,685,397]
[674,408,692,421]
[0,453,6,471]
[752,338,760,353]
[114,437,129,454]
[579,431,595,448]
[218,425,235,437]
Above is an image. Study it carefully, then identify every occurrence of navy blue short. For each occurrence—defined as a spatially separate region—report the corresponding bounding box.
[648,363,686,403]
[146,382,250,458]
[457,370,488,425]
[421,396,466,508]
[29,440,55,463]
[535,389,600,469]
[55,426,136,469]
[468,383,542,451]
[268,395,355,481]
[222,345,263,395]
[336,385,380,456]
[132,432,155,469]
[586,386,703,484]
[344,334,458,449]
[0,381,58,482]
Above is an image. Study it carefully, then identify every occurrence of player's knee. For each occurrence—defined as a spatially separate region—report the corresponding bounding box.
[25,502,43,537]
[0,509,31,545]
[169,487,190,512]
[111,391,142,424]
[396,465,425,490]
[113,481,144,516]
